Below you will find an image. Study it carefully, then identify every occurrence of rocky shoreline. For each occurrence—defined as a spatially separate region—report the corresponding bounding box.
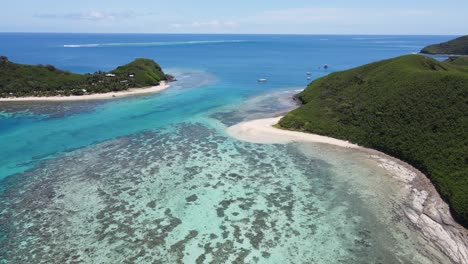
[368,152,468,264]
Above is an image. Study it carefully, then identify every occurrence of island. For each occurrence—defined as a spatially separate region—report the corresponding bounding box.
[420,35,468,55]
[278,54,468,228]
[227,53,468,263]
[0,56,174,100]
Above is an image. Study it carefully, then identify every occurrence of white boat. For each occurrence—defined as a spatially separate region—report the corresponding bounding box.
[306,72,311,75]
[257,78,268,83]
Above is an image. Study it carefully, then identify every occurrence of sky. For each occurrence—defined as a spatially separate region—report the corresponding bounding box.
[1,0,467,34]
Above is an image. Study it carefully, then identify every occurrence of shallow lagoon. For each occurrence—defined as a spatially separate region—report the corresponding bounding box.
[0,91,453,263]
[0,34,457,263]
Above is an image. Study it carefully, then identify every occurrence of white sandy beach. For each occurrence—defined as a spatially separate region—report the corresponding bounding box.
[0,83,170,102]
[226,116,468,264]
[226,116,360,148]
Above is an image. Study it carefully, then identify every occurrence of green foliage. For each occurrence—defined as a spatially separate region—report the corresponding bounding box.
[445,56,468,67]
[279,55,468,227]
[0,56,167,97]
[111,58,166,87]
[421,35,468,55]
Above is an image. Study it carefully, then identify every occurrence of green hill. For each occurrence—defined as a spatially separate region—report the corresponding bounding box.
[111,58,168,87]
[0,57,169,97]
[445,56,468,66]
[420,35,468,55]
[279,55,468,227]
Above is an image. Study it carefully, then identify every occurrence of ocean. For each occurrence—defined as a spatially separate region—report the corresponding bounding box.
[0,33,456,263]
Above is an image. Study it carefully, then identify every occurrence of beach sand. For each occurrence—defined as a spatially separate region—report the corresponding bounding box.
[0,83,170,102]
[226,116,360,148]
[227,116,468,264]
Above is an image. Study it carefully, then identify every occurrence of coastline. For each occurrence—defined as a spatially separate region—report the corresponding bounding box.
[226,116,359,148]
[0,83,170,102]
[227,116,468,264]
[418,53,468,57]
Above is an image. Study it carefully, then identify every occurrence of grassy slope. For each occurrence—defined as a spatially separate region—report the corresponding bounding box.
[421,35,468,55]
[0,57,167,97]
[445,56,468,66]
[279,55,468,227]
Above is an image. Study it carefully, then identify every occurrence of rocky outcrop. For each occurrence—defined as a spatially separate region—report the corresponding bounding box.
[371,154,468,264]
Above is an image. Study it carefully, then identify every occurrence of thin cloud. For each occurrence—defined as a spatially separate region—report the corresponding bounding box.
[34,10,150,21]
[240,7,435,25]
[170,20,238,29]
[169,8,434,33]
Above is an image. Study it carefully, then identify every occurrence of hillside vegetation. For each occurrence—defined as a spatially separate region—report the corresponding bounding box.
[279,55,468,227]
[445,56,468,66]
[421,35,468,55]
[111,59,168,87]
[0,57,170,97]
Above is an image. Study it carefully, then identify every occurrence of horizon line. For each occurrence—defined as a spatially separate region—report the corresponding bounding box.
[0,31,461,36]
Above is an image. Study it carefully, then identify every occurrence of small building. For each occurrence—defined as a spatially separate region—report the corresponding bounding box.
[129,74,135,78]
[120,80,128,83]
[106,73,116,77]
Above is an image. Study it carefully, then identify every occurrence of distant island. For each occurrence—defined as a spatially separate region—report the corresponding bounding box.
[420,35,468,55]
[0,57,173,99]
[278,54,468,228]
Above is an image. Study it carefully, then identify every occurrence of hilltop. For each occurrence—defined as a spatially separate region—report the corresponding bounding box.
[111,59,169,87]
[279,55,468,227]
[420,35,468,55]
[0,57,171,98]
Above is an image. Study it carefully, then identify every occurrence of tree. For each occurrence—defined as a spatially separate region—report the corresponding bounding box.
[0,56,8,63]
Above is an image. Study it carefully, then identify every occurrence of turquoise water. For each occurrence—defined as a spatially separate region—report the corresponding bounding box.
[0,34,456,263]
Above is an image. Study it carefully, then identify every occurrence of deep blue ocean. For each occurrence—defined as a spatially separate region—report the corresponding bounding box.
[0,34,458,263]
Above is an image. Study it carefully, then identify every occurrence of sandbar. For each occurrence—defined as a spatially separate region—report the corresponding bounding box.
[226,116,359,148]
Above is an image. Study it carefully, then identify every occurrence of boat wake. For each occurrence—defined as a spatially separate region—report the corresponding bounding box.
[63,40,249,48]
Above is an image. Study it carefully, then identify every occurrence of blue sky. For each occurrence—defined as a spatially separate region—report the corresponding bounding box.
[1,0,467,34]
